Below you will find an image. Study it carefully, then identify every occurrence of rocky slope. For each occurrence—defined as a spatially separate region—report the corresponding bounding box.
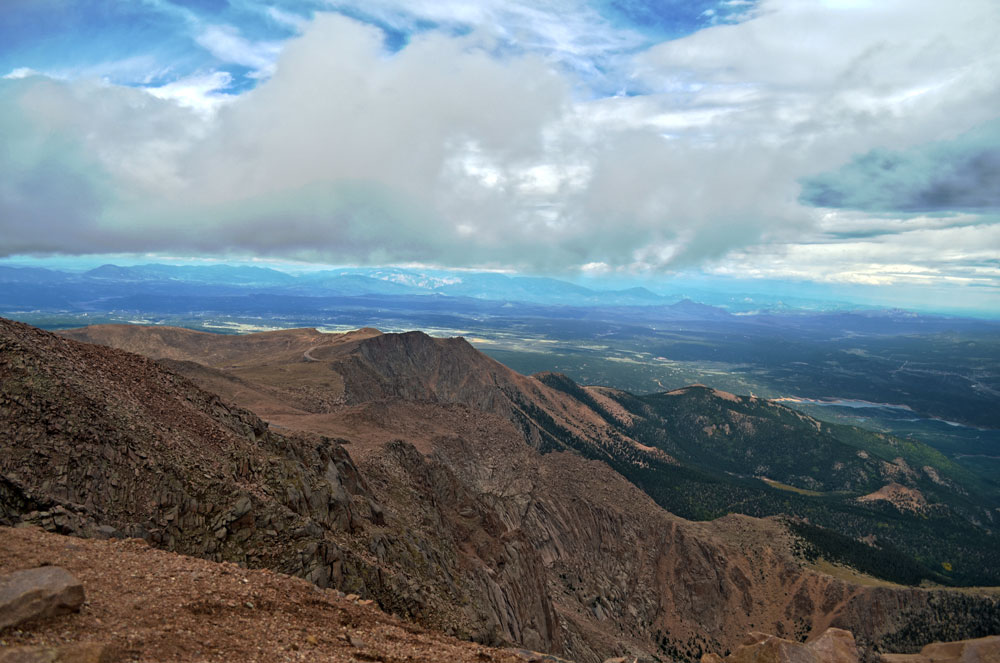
[65,323,1000,586]
[5,319,1000,661]
[60,324,667,465]
[0,525,546,663]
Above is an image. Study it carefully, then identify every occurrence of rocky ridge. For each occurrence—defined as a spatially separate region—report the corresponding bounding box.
[4,319,1000,661]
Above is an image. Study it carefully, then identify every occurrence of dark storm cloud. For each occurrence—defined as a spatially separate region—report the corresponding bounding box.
[800,120,1000,214]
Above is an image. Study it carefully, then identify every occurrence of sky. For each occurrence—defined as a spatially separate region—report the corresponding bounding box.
[1,0,999,314]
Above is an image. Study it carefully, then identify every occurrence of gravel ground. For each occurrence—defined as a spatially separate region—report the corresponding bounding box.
[0,526,549,663]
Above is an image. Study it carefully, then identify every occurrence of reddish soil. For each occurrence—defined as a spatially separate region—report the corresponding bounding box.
[0,526,542,663]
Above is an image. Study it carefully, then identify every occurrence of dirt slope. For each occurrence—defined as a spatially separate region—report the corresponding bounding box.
[0,526,537,663]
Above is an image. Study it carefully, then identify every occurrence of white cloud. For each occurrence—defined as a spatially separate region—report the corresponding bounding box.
[266,7,309,31]
[144,71,235,115]
[1,1,998,308]
[323,0,646,88]
[3,68,40,80]
[195,24,282,77]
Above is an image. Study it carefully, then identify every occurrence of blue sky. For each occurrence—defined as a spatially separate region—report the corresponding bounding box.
[0,0,746,97]
[1,0,999,314]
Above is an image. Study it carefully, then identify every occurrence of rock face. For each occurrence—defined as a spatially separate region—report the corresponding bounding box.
[5,318,1000,662]
[881,636,1000,663]
[0,566,85,630]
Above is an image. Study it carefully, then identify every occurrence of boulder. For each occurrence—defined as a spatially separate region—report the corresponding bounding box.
[808,628,859,663]
[0,567,85,630]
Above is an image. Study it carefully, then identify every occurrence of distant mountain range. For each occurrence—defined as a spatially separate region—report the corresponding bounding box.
[0,262,877,312]
[5,260,989,324]
[0,263,673,306]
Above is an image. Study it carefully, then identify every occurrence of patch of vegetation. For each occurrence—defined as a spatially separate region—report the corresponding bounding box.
[786,519,943,586]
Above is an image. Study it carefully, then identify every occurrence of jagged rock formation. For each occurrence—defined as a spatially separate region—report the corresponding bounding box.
[0,318,382,588]
[5,319,1000,661]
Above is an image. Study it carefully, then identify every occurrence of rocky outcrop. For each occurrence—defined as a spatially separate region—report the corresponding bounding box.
[710,628,859,663]
[0,318,411,612]
[0,319,569,652]
[881,635,1000,663]
[0,567,84,631]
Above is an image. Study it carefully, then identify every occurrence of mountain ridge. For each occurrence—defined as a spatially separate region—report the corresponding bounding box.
[59,323,1000,587]
[5,318,1000,661]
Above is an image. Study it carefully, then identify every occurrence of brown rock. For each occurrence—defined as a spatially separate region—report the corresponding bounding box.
[743,633,774,647]
[728,634,817,663]
[879,635,1000,663]
[0,567,85,630]
[913,635,999,663]
[702,655,726,663]
[727,629,861,663]
[0,642,112,663]
[808,628,859,663]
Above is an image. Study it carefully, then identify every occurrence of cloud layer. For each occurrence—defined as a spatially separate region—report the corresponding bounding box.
[1,0,999,304]
[800,121,1000,213]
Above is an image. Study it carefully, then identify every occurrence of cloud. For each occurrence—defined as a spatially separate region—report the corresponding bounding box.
[0,0,999,300]
[323,0,650,93]
[799,120,1000,213]
[0,77,114,255]
[144,71,235,115]
[3,67,39,79]
[709,222,1000,311]
[195,24,283,77]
